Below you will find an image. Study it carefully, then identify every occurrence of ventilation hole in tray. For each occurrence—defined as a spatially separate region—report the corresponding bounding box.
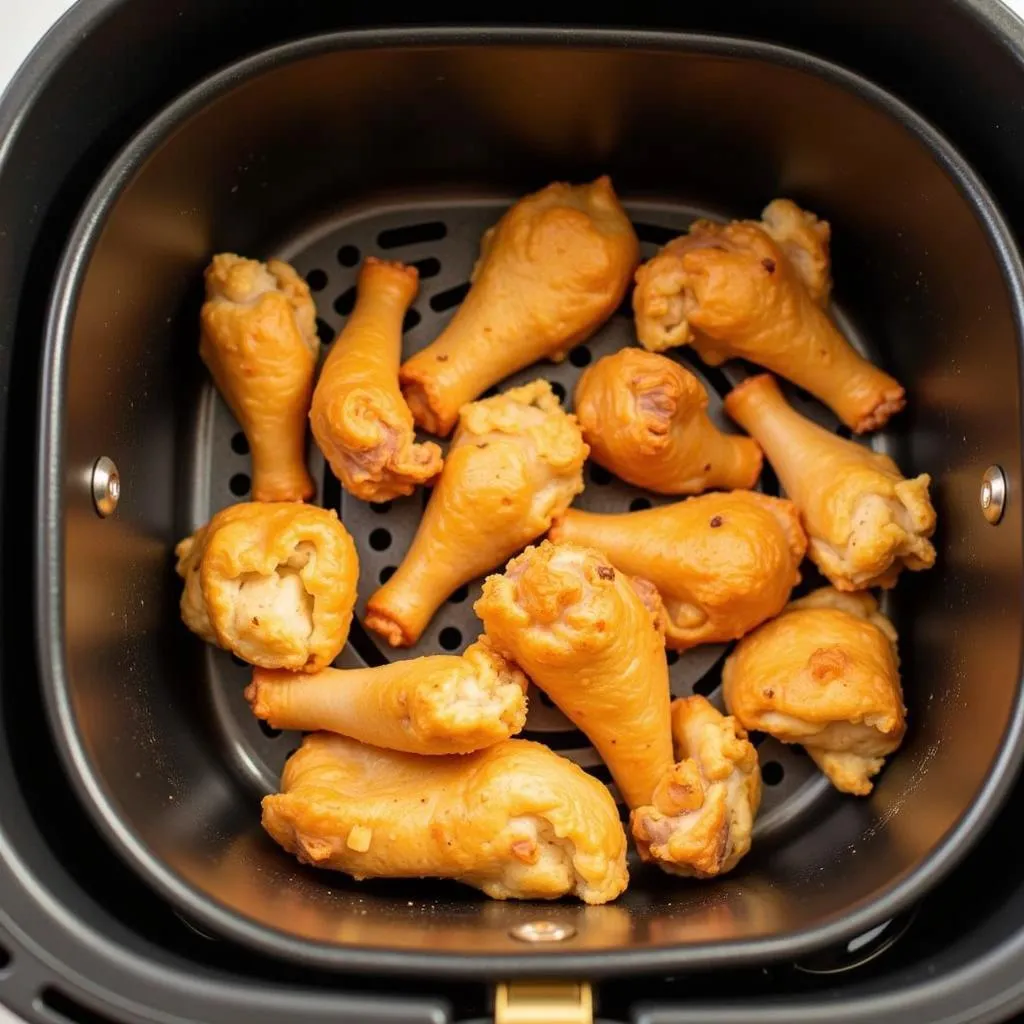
[537,729,589,752]
[634,222,680,246]
[377,221,447,249]
[230,653,248,669]
[590,464,613,486]
[550,381,566,402]
[448,584,470,604]
[568,345,592,368]
[334,286,357,317]
[229,473,251,497]
[411,256,441,280]
[370,500,392,514]
[692,673,720,697]
[230,431,249,455]
[258,720,282,740]
[369,528,392,552]
[429,281,470,312]
[316,317,335,346]
[0,942,9,971]
[379,565,396,584]
[630,496,652,512]
[666,649,680,666]
[403,308,422,332]
[39,987,114,1024]
[337,244,360,267]
[762,761,785,786]
[750,732,767,748]
[305,268,328,292]
[439,626,462,651]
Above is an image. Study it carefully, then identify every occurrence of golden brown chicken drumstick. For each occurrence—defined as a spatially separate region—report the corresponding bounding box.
[262,732,629,904]
[400,176,639,436]
[246,637,527,755]
[574,348,762,494]
[723,587,906,795]
[549,492,806,651]
[631,696,761,878]
[475,541,672,808]
[200,254,319,501]
[309,258,442,502]
[724,374,936,591]
[365,380,587,647]
[175,502,358,671]
[632,200,905,433]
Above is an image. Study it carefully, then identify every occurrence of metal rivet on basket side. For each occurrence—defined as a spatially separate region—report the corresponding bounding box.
[91,456,120,517]
[509,920,577,943]
[980,465,1006,524]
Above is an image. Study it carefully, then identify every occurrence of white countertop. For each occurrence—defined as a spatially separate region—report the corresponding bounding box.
[1,0,1023,1022]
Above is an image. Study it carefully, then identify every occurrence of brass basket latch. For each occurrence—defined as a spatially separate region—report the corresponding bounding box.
[494,981,593,1024]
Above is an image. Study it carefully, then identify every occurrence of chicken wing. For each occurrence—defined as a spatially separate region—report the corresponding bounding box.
[475,541,672,808]
[574,348,762,494]
[262,733,629,904]
[548,491,806,651]
[722,587,906,795]
[309,258,442,502]
[724,373,936,590]
[200,254,319,501]
[632,201,904,433]
[175,502,358,671]
[365,380,587,647]
[631,695,761,878]
[246,636,527,755]
[400,176,639,436]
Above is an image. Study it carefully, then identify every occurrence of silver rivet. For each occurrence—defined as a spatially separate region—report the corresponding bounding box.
[509,920,576,943]
[91,456,120,517]
[980,465,1006,525]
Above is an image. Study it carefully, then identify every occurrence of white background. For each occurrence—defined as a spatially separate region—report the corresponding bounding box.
[1,0,1024,1021]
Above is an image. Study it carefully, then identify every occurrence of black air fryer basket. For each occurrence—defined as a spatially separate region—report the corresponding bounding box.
[5,2,1024,1022]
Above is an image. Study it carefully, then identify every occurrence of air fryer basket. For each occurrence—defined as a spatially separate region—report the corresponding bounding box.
[36,30,1024,977]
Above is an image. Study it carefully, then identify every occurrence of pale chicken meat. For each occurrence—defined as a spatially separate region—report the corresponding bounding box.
[365,380,587,647]
[400,176,639,436]
[246,636,528,755]
[632,200,905,433]
[175,502,358,671]
[631,696,761,878]
[723,587,906,795]
[309,258,442,502]
[724,373,936,590]
[549,491,806,650]
[262,733,629,904]
[574,348,762,494]
[200,254,319,501]
[475,541,672,809]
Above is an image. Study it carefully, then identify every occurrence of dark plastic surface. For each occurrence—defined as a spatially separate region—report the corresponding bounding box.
[37,26,1024,977]
[0,0,1023,1022]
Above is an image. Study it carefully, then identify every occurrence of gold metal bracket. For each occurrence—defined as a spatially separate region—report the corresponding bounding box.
[494,981,593,1024]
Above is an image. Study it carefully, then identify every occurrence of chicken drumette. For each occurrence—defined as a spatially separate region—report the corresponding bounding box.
[365,380,587,647]
[246,637,528,755]
[549,491,806,650]
[475,541,672,809]
[200,254,319,501]
[631,696,761,878]
[262,733,629,904]
[632,200,905,433]
[724,373,936,591]
[400,176,639,436]
[574,348,762,494]
[175,502,358,671]
[309,258,442,502]
[723,587,906,795]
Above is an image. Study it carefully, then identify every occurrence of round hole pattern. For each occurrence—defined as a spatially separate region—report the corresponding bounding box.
[629,496,652,512]
[258,720,282,740]
[762,762,785,786]
[229,473,251,497]
[230,431,249,455]
[369,528,392,551]
[306,268,328,292]
[438,626,462,651]
[204,197,887,832]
